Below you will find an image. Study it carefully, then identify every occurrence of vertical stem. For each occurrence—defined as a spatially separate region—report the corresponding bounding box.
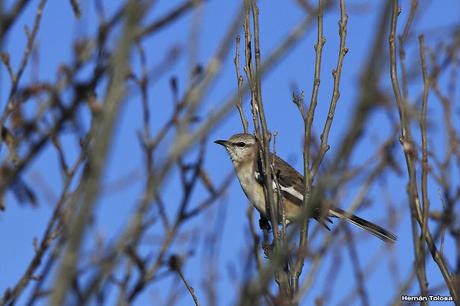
[312,0,347,178]
[398,0,418,101]
[419,35,430,296]
[291,0,325,297]
[250,0,290,299]
[389,2,455,303]
[50,2,142,305]
[234,35,249,133]
[389,0,428,302]
[243,0,290,301]
[418,34,429,261]
[243,0,259,136]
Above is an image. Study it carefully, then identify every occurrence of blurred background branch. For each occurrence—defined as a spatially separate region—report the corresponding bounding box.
[0,0,459,305]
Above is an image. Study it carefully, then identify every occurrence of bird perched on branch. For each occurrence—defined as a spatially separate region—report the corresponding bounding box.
[215,133,396,243]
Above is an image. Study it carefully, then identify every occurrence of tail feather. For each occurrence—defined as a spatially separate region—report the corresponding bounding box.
[329,207,397,243]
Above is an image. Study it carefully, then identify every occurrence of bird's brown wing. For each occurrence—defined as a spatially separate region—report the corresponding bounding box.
[255,153,330,227]
[255,154,396,242]
[272,154,306,206]
[254,153,305,205]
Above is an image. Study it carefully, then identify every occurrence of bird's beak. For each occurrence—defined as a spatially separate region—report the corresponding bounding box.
[214,139,228,147]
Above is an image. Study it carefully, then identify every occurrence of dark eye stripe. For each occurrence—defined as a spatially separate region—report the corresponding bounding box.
[234,142,246,147]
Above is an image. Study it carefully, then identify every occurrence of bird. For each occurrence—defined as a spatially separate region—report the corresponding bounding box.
[215,133,397,243]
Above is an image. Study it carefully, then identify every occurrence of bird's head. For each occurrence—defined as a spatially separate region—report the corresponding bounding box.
[214,133,258,165]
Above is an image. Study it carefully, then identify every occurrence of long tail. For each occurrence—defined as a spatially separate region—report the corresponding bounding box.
[328,207,397,243]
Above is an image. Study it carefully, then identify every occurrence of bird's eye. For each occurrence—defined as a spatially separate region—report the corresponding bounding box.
[235,142,246,147]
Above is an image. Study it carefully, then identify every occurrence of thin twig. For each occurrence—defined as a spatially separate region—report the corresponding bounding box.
[418,33,430,282]
[0,0,48,131]
[248,0,290,300]
[292,0,325,296]
[312,0,348,178]
[49,2,144,304]
[234,35,249,133]
[136,0,203,39]
[389,1,428,302]
[344,228,370,306]
[69,0,81,18]
[397,0,418,100]
[177,269,201,306]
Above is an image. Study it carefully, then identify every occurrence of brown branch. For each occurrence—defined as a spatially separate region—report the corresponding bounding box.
[312,0,348,178]
[136,0,203,39]
[249,0,279,241]
[234,35,249,133]
[0,0,48,130]
[390,1,458,303]
[0,52,14,80]
[294,141,399,302]
[157,4,319,186]
[344,228,370,306]
[169,257,201,306]
[397,0,418,100]
[0,158,83,305]
[389,1,428,302]
[52,5,315,303]
[0,0,32,42]
[49,2,144,304]
[247,208,264,273]
[389,218,454,306]
[247,0,290,300]
[69,0,81,18]
[418,33,430,281]
[292,0,325,296]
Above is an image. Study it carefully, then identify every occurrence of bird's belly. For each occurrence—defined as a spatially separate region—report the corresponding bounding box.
[240,180,303,224]
[240,178,267,216]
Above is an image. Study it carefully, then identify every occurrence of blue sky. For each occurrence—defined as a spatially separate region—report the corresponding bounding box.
[1,0,459,305]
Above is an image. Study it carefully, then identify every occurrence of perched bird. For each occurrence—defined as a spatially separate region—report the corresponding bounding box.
[215,133,396,243]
